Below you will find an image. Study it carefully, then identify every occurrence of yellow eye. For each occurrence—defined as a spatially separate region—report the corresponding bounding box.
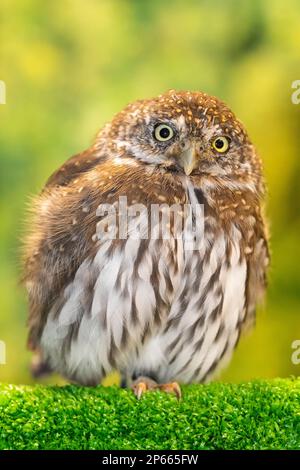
[154,124,174,142]
[211,136,230,153]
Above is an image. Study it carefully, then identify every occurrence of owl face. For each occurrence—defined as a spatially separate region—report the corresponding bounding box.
[105,90,258,180]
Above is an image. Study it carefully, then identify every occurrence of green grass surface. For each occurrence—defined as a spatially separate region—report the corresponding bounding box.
[0,379,299,450]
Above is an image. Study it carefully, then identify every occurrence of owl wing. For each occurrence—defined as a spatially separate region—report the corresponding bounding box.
[24,148,113,349]
[44,147,105,189]
[24,151,165,350]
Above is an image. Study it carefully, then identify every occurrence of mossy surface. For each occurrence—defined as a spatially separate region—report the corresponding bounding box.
[0,379,299,450]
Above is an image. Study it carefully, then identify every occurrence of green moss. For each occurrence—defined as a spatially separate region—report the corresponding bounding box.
[0,379,299,450]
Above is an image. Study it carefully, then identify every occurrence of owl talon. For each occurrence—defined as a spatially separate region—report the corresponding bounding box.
[131,376,158,399]
[131,376,181,400]
[134,382,147,399]
[159,382,182,399]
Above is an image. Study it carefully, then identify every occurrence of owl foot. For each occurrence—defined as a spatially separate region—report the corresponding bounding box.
[159,382,182,399]
[131,376,181,400]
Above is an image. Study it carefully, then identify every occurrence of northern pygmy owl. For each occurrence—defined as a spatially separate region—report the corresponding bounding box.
[24,90,269,398]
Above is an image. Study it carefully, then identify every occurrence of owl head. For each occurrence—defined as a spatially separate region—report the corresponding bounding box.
[98,90,262,188]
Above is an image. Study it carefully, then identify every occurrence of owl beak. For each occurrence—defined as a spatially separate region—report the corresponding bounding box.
[178,145,198,176]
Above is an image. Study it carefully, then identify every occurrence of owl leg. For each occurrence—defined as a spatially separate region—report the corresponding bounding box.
[131,376,181,399]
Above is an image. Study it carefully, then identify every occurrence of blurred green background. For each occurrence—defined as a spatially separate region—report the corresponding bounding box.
[0,0,299,385]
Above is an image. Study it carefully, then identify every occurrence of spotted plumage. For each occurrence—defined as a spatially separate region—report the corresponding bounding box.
[23,90,269,392]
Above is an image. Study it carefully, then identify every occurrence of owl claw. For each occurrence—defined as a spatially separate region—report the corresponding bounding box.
[131,377,182,400]
[134,381,147,399]
[159,382,182,399]
[131,376,158,399]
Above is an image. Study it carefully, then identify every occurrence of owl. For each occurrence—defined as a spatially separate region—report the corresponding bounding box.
[24,90,269,398]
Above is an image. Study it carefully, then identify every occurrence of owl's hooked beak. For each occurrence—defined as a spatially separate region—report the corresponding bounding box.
[177,144,199,176]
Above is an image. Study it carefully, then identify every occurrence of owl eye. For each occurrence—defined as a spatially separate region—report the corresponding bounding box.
[211,136,230,153]
[154,124,174,142]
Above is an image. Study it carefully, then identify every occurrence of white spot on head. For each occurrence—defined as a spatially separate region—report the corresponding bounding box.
[130,110,140,118]
[202,123,221,140]
[175,114,186,132]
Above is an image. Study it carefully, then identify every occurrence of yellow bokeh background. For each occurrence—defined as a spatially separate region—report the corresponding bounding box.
[0,0,299,385]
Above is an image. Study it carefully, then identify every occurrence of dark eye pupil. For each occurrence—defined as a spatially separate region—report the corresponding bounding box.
[159,127,170,138]
[215,138,224,149]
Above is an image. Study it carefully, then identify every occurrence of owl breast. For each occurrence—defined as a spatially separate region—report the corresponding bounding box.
[40,179,247,386]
